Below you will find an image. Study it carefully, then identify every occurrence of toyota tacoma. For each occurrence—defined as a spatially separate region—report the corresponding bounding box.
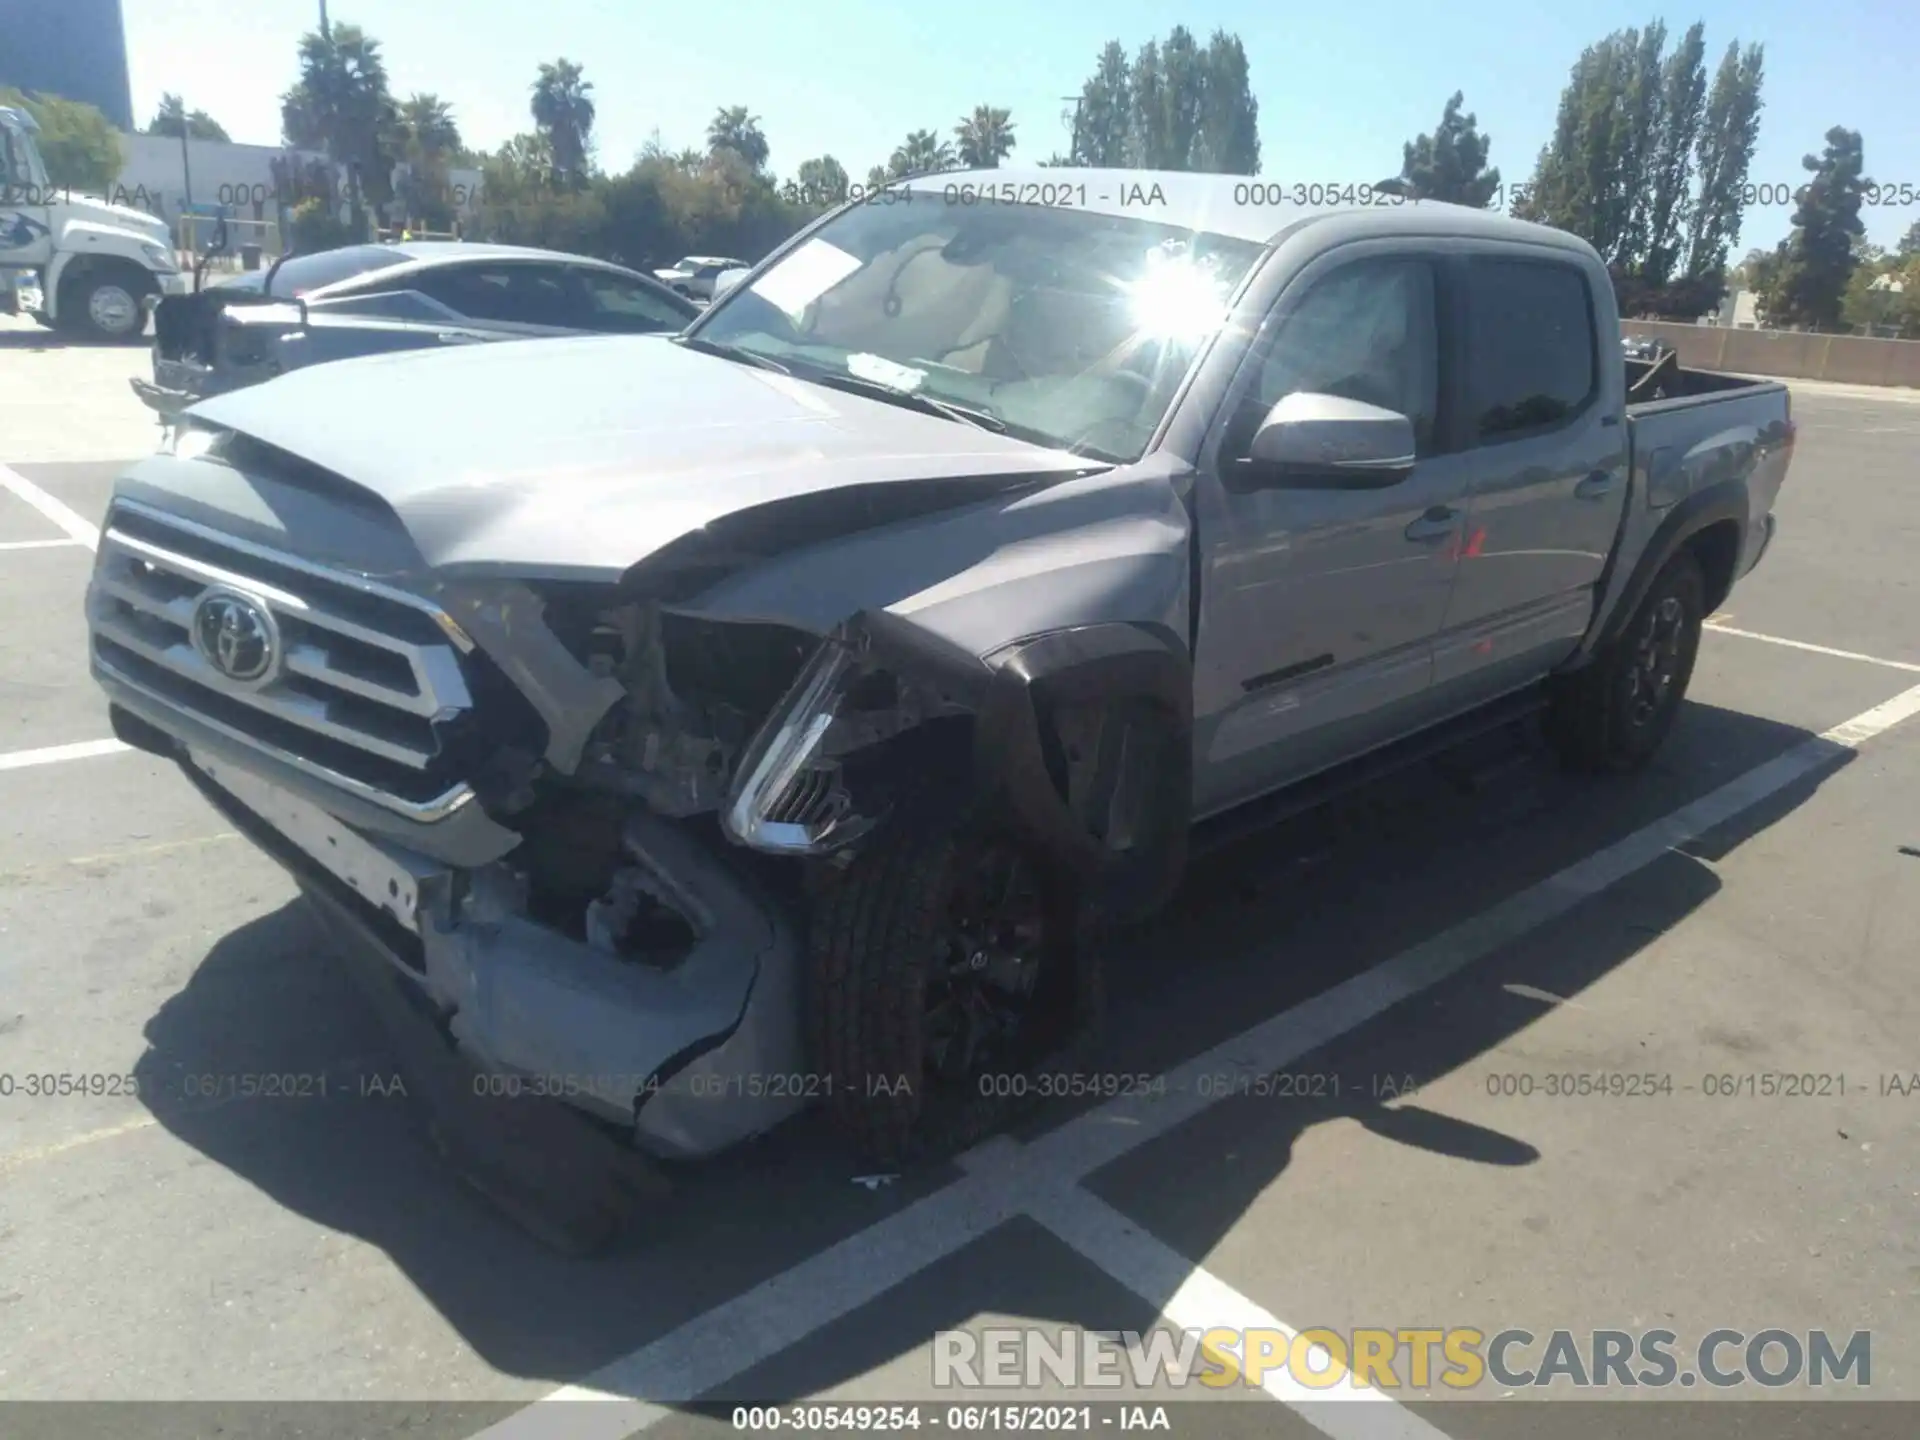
[84,169,1795,1221]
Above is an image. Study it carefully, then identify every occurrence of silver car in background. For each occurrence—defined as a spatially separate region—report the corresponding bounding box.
[134,241,699,430]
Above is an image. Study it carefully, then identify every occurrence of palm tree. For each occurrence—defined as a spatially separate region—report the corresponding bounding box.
[280,24,396,235]
[393,94,462,228]
[531,59,596,183]
[954,106,1016,168]
[396,93,461,157]
[888,129,955,179]
[706,106,769,173]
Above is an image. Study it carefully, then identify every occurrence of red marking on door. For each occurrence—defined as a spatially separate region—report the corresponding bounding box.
[1463,527,1487,559]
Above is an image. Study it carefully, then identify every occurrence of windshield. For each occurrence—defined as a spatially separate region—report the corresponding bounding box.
[0,119,50,195]
[692,199,1264,462]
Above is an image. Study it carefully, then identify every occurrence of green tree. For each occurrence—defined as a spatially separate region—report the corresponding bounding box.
[955,105,1015,168]
[146,93,230,142]
[0,87,123,192]
[390,94,462,226]
[1760,126,1871,330]
[795,154,849,203]
[1514,27,1653,264]
[531,59,596,183]
[1065,28,1259,173]
[1895,218,1920,259]
[865,164,890,190]
[888,129,954,178]
[1069,41,1132,166]
[707,106,770,173]
[1382,91,1499,205]
[1683,41,1766,281]
[1639,22,1706,284]
[1840,240,1902,333]
[280,24,399,236]
[1194,30,1260,174]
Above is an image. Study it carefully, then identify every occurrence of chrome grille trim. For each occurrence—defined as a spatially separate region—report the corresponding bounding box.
[96,655,476,823]
[87,502,478,811]
[108,497,476,652]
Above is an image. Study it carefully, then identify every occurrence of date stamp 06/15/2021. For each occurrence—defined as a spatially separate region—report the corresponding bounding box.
[5,1065,1918,1109]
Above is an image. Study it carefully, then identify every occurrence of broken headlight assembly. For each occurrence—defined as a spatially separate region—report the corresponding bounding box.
[723,640,872,854]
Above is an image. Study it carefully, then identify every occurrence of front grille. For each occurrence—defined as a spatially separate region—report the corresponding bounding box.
[88,500,477,815]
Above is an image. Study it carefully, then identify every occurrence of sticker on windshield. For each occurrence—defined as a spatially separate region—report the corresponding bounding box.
[847,352,925,392]
[753,237,861,321]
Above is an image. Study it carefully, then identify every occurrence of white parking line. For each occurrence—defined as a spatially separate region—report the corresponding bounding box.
[1028,1183,1449,1438]
[1704,622,1920,673]
[0,462,100,551]
[472,680,1920,1440]
[0,537,86,552]
[0,738,130,772]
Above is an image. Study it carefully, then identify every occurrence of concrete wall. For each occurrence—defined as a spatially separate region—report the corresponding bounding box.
[1621,319,1920,389]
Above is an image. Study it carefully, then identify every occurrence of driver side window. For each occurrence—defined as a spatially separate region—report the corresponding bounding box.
[1231,257,1439,458]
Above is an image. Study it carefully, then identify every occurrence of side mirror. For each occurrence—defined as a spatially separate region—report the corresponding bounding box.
[713,267,750,298]
[1243,391,1417,489]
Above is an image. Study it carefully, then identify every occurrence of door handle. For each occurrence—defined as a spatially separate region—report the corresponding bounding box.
[1404,506,1460,543]
[1575,470,1618,500]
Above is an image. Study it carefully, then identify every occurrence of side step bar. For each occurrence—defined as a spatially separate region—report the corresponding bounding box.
[1192,684,1551,858]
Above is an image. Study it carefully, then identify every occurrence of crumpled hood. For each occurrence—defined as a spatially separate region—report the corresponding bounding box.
[187,334,1098,579]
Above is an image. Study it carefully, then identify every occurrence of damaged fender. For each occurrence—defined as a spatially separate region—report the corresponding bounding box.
[732,607,1194,925]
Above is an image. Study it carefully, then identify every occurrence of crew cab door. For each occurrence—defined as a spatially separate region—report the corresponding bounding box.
[1190,248,1474,817]
[1430,250,1629,696]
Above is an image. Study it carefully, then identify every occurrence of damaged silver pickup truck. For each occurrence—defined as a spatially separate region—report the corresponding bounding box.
[85,169,1795,1182]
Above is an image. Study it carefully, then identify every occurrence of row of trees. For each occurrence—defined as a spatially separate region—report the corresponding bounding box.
[5,14,1902,333]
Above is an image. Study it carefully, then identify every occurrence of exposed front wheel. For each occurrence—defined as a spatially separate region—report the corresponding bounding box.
[1546,550,1705,772]
[808,824,1103,1166]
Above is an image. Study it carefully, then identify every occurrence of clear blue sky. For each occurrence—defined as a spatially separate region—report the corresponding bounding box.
[127,0,1917,253]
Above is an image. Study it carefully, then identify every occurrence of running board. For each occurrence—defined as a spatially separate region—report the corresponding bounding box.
[1191,685,1551,857]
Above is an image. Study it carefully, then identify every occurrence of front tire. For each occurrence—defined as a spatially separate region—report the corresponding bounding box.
[808,823,1102,1166]
[60,270,153,343]
[1546,550,1705,772]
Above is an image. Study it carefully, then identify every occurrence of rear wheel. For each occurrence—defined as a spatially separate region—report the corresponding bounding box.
[809,823,1102,1166]
[1546,550,1705,772]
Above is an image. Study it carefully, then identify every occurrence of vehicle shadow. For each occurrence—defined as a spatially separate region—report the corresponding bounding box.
[130,696,1848,1401]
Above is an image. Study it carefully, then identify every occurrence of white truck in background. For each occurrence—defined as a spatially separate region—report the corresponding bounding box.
[1,103,189,340]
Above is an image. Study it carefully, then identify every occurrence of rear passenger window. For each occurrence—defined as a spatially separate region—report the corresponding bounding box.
[1466,259,1596,440]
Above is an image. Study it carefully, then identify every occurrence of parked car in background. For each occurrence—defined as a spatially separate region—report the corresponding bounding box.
[132,242,699,428]
[652,254,749,301]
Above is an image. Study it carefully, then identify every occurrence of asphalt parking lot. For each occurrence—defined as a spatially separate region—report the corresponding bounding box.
[1,316,1917,1440]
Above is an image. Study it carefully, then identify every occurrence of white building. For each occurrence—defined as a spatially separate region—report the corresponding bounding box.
[112,133,483,253]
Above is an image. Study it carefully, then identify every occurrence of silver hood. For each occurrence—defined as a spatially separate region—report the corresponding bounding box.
[183,334,1099,581]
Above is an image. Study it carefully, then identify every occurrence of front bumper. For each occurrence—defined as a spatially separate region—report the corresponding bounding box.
[171,739,808,1160]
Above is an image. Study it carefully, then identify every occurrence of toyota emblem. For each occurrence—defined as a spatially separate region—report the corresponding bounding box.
[189,588,280,684]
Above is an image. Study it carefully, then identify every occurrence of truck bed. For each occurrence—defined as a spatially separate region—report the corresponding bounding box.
[1618,355,1794,582]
